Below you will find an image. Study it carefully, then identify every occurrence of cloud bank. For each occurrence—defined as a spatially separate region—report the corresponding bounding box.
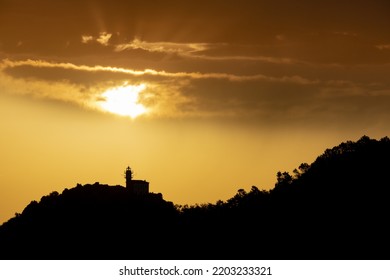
[2,58,390,128]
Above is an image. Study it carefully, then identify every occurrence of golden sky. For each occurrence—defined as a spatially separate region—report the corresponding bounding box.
[1,0,390,224]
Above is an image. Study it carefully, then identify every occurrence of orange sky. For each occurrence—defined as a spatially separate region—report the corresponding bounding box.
[1,0,390,224]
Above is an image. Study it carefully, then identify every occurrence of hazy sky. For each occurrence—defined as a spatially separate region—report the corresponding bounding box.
[1,0,390,224]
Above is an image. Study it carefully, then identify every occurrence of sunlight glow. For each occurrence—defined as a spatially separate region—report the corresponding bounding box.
[98,84,147,118]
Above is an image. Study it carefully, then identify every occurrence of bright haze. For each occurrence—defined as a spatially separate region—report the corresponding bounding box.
[1,0,390,224]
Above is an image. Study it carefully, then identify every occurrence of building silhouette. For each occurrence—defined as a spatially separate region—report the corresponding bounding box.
[125,166,149,194]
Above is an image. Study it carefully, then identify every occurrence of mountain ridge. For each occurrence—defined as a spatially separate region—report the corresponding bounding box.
[1,135,390,259]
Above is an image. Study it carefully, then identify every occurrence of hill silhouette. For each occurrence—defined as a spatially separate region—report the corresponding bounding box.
[1,135,390,259]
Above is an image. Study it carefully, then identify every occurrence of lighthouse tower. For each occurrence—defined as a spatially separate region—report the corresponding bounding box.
[125,166,133,188]
[124,166,149,194]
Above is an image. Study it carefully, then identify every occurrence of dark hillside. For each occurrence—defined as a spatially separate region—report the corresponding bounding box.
[0,184,177,259]
[1,136,390,259]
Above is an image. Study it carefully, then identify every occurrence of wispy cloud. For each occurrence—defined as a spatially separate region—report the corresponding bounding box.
[1,59,316,84]
[114,38,297,64]
[96,32,112,46]
[81,32,112,46]
[189,54,297,64]
[115,38,209,55]
[81,35,94,44]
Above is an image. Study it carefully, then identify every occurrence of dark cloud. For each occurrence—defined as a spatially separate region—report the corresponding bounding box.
[1,0,390,130]
[1,0,390,62]
[2,56,390,131]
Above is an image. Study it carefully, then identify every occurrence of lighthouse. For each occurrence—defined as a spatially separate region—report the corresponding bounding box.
[125,166,133,187]
[124,166,149,194]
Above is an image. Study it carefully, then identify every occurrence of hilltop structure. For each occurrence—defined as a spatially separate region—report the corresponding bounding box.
[125,166,149,194]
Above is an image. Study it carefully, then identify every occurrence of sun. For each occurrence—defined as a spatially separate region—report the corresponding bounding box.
[98,83,147,118]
